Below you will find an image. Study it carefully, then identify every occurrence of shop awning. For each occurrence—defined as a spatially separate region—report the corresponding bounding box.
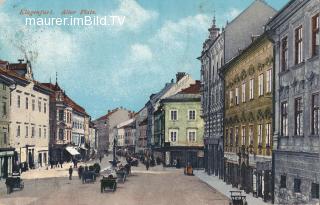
[65,147,80,155]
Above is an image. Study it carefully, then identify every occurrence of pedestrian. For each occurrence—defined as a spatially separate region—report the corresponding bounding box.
[69,166,73,180]
[78,165,83,179]
[99,156,102,163]
[60,160,63,168]
[145,157,150,171]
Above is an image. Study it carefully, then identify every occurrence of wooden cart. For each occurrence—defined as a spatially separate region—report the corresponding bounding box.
[5,176,24,194]
[100,176,117,192]
[229,191,247,205]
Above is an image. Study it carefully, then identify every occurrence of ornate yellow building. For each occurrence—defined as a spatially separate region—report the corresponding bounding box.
[222,35,273,201]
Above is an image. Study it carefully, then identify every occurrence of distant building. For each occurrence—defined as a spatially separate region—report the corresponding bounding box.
[116,118,136,155]
[88,122,97,157]
[222,35,273,201]
[267,0,320,204]
[154,81,204,168]
[93,107,134,154]
[199,0,276,178]
[146,72,195,149]
[135,107,148,153]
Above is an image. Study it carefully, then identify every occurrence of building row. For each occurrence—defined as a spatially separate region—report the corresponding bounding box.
[0,60,97,179]
[199,0,319,204]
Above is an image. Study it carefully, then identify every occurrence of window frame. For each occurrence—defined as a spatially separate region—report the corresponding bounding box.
[241,82,246,103]
[295,98,304,136]
[249,79,254,100]
[258,73,264,96]
[169,129,178,142]
[281,36,288,71]
[295,26,303,65]
[170,110,178,121]
[312,14,319,57]
[187,129,196,142]
[188,109,196,121]
[312,93,319,135]
[281,101,288,136]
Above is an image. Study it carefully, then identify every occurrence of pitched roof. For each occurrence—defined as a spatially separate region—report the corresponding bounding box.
[41,82,88,116]
[179,80,201,94]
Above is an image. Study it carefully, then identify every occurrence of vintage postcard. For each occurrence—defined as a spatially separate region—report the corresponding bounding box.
[0,0,319,204]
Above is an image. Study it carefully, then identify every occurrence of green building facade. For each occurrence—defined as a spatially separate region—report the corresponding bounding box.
[153,81,204,168]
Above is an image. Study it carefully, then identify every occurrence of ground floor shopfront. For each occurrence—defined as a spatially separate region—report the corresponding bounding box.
[0,148,14,179]
[153,146,204,168]
[16,145,49,169]
[50,144,81,163]
[224,151,272,202]
[204,137,224,178]
[274,150,320,205]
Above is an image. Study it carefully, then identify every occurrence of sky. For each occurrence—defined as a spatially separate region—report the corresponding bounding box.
[0,0,288,119]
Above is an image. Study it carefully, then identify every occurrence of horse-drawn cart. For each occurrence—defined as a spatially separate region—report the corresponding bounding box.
[82,171,96,184]
[229,191,247,205]
[5,176,24,194]
[100,176,117,192]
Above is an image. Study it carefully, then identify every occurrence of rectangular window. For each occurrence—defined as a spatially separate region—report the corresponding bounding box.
[312,14,319,57]
[38,100,41,112]
[258,124,263,146]
[311,183,319,199]
[225,129,229,146]
[266,123,271,146]
[229,90,234,106]
[59,110,64,121]
[242,83,246,103]
[295,26,303,64]
[169,130,178,142]
[25,97,28,109]
[170,110,178,121]
[2,102,6,116]
[17,95,20,108]
[188,130,196,142]
[39,127,41,138]
[249,126,254,145]
[235,127,239,146]
[59,129,64,140]
[16,125,20,137]
[241,126,246,146]
[280,175,286,188]
[295,98,303,136]
[312,93,319,135]
[44,102,47,113]
[258,74,264,96]
[281,102,288,136]
[31,127,35,137]
[281,36,288,71]
[266,69,272,93]
[235,87,239,105]
[25,126,28,137]
[188,110,196,120]
[249,79,254,100]
[2,84,5,90]
[230,128,234,146]
[3,128,7,144]
[294,178,301,193]
[32,99,35,111]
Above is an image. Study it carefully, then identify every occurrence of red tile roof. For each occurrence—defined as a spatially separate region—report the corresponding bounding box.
[179,80,201,94]
[41,82,88,116]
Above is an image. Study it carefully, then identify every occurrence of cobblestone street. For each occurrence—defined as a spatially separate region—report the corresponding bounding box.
[0,157,229,205]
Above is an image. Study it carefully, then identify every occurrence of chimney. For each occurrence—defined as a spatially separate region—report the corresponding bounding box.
[251,35,260,42]
[176,72,186,82]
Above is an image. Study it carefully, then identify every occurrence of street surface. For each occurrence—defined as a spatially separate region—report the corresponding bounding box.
[0,157,229,205]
